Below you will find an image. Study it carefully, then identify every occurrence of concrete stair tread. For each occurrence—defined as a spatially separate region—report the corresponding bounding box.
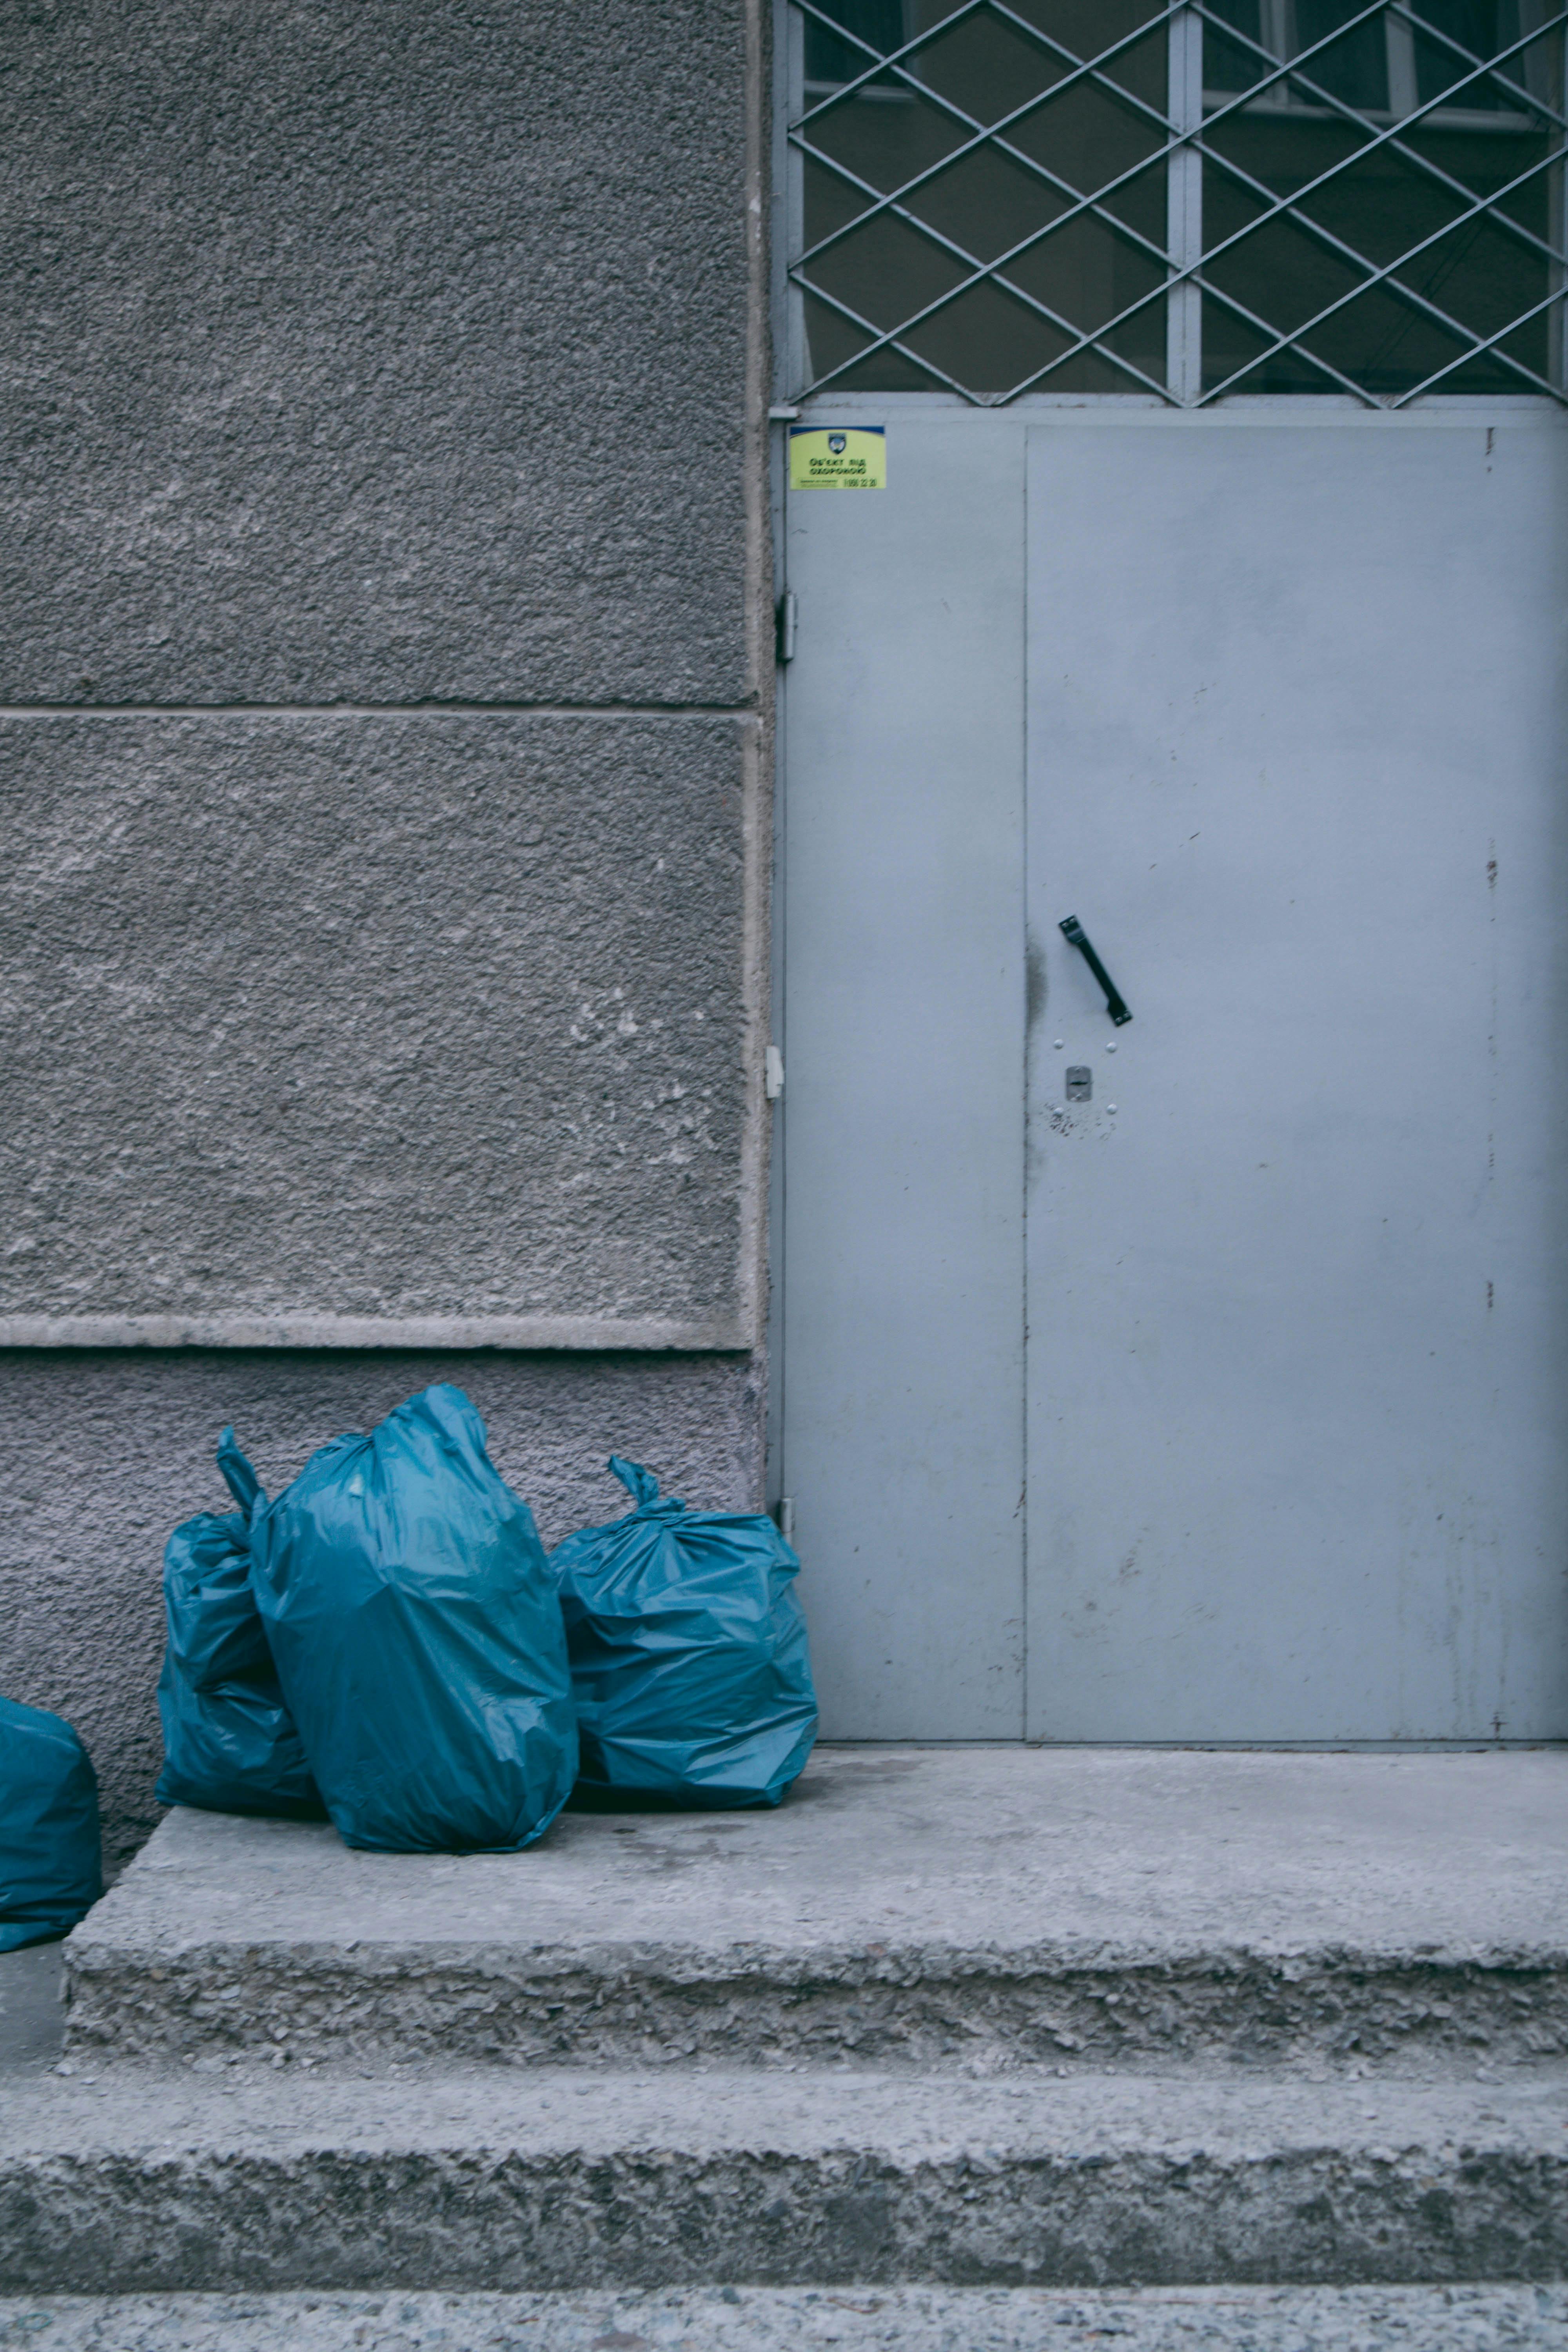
[8,2058,1568,2156]
[3,2286,1567,2351]
[80,1748,1568,1958]
[66,1751,1568,2072]
[4,2063,1567,2290]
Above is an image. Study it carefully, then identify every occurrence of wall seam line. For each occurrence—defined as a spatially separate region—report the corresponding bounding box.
[0,704,764,721]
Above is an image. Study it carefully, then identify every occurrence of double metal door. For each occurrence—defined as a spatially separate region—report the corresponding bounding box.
[779,402,1568,1741]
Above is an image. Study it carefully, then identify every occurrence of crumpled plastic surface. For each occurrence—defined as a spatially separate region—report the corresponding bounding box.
[245,1383,577,1853]
[155,1430,325,1821]
[552,1457,817,1808]
[0,1693,103,1951]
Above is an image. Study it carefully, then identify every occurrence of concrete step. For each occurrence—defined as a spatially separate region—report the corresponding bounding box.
[64,1748,1568,2076]
[0,1942,63,2075]
[4,2062,1568,2293]
[4,2284,1567,2351]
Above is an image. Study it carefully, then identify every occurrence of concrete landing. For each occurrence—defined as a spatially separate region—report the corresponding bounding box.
[65,1745,1568,2071]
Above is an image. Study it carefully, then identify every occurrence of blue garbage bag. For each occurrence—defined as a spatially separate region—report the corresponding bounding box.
[155,1433,325,1821]
[552,1458,817,1808]
[0,1694,103,1951]
[168,1432,274,1683]
[245,1383,577,1853]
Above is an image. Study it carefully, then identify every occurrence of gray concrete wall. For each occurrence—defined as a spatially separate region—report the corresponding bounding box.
[0,713,754,1338]
[1,0,760,711]
[0,0,771,1856]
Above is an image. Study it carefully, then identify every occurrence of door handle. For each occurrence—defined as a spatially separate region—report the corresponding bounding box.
[1059,916,1132,1027]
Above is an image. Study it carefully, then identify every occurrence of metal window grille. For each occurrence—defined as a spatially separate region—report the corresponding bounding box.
[784,0,1568,403]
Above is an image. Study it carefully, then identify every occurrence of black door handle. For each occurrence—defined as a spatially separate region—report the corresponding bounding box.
[1059,915,1132,1027]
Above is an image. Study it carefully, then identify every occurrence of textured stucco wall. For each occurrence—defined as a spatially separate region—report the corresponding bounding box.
[0,1351,766,1869]
[0,0,772,1857]
[0,0,756,706]
[0,713,753,1333]
[0,0,770,1345]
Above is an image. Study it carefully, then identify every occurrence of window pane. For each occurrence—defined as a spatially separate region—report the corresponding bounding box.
[1295,1,1390,113]
[796,0,1170,397]
[1413,2,1526,110]
[806,0,910,88]
[1200,0,1560,396]
[788,0,1567,403]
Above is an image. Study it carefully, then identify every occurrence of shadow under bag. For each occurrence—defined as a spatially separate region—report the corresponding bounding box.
[552,1458,817,1808]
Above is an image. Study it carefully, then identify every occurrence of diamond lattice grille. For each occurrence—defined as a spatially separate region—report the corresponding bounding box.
[786,1,1568,403]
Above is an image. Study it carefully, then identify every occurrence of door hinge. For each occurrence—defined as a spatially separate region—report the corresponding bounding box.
[765,1044,785,1101]
[775,590,797,666]
[776,1495,796,1543]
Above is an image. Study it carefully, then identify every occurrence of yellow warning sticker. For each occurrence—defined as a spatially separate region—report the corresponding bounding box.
[789,425,887,490]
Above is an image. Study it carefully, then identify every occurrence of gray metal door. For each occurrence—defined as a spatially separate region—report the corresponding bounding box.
[779,403,1568,1740]
[778,409,1028,1738]
[1024,411,1568,1739]
[776,0,1568,1740]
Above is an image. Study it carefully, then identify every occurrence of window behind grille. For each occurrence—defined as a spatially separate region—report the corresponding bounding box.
[786,0,1567,402]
